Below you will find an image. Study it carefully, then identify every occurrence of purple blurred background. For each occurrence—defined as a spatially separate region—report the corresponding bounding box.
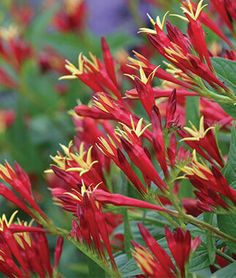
[86,0,151,35]
[29,0,152,35]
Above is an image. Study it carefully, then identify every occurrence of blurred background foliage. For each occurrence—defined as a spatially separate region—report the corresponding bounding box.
[0,0,204,276]
[0,0,162,277]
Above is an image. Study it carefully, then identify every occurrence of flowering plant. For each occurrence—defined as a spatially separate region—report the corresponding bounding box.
[1,0,236,277]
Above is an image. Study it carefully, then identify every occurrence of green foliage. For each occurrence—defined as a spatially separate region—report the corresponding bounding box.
[26,3,60,48]
[217,126,236,252]
[189,246,211,272]
[223,126,236,186]
[1,1,236,277]
[212,58,236,118]
[115,254,142,277]
[212,263,236,278]
[217,214,236,252]
[203,213,216,265]
[212,58,236,92]
[186,96,200,126]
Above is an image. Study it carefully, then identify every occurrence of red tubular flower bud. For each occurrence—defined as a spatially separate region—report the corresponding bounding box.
[133,78,155,118]
[165,89,177,128]
[132,224,200,278]
[120,137,167,189]
[0,162,47,220]
[101,37,118,88]
[211,0,235,32]
[151,105,169,176]
[126,88,197,99]
[186,17,212,69]
[54,236,64,269]
[165,227,201,278]
[93,189,167,212]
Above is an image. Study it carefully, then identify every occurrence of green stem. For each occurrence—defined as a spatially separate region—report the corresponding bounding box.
[183,213,236,243]
[213,264,221,270]
[194,77,236,104]
[216,249,236,263]
[38,218,121,277]
[148,206,236,244]
[195,85,233,104]
[144,194,179,228]
[129,214,171,226]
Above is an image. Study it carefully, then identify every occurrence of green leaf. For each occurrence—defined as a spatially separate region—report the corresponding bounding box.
[203,213,216,264]
[186,96,200,126]
[223,126,236,186]
[219,103,236,119]
[190,268,212,278]
[211,58,236,118]
[212,263,236,278]
[189,246,210,272]
[217,214,236,252]
[123,209,133,258]
[115,254,142,278]
[86,256,105,278]
[212,58,236,91]
[217,126,236,252]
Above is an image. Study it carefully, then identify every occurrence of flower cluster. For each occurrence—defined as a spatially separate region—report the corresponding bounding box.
[0,212,63,277]
[0,0,236,277]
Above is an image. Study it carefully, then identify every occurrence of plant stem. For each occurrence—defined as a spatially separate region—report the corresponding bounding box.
[194,77,236,104]
[216,249,236,263]
[151,206,236,243]
[40,218,121,277]
[183,213,236,243]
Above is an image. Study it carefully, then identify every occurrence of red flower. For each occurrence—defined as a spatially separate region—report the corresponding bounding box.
[211,0,236,32]
[182,198,211,216]
[200,98,233,129]
[0,162,47,221]
[127,50,192,89]
[165,227,201,277]
[0,212,63,278]
[125,66,156,118]
[53,0,86,33]
[56,186,118,271]
[47,141,107,191]
[151,89,179,176]
[38,47,67,74]
[75,92,153,141]
[178,116,224,167]
[0,110,16,132]
[97,134,147,193]
[0,34,33,71]
[54,237,64,269]
[181,152,236,210]
[126,87,197,100]
[140,11,226,90]
[183,1,232,46]
[93,189,168,213]
[132,224,201,278]
[114,118,167,190]
[181,0,212,68]
[0,68,17,89]
[60,38,121,99]
[10,4,34,27]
